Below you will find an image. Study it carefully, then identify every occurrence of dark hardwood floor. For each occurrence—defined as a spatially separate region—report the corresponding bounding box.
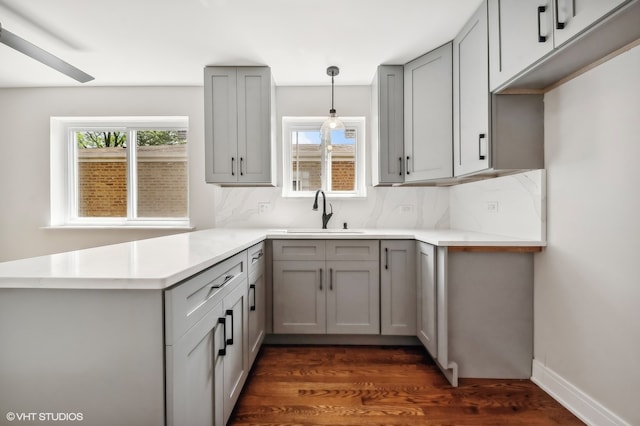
[229,345,584,425]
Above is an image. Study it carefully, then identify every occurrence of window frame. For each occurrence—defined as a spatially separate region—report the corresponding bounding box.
[50,116,190,229]
[282,116,366,198]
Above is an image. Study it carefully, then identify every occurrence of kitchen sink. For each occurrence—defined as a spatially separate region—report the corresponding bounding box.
[284,228,365,234]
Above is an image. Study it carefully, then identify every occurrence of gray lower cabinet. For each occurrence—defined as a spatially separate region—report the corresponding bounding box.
[247,242,266,366]
[220,280,249,424]
[273,259,325,334]
[272,240,380,334]
[326,260,380,334]
[416,242,437,358]
[166,299,225,426]
[434,247,534,386]
[166,248,255,426]
[380,240,417,335]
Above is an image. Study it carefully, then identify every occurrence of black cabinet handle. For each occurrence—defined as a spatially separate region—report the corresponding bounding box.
[406,156,411,175]
[399,157,403,176]
[319,268,323,291]
[251,250,263,262]
[555,0,565,29]
[329,268,333,291]
[478,133,486,160]
[249,284,256,311]
[231,157,235,176]
[240,157,244,176]
[212,274,234,289]
[537,6,547,42]
[385,247,389,270]
[225,309,234,345]
[217,317,227,356]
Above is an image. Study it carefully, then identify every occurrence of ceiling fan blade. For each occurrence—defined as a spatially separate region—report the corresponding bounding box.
[0,25,94,83]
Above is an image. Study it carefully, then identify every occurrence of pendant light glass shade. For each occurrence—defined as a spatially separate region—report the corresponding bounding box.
[321,110,345,134]
[321,66,344,140]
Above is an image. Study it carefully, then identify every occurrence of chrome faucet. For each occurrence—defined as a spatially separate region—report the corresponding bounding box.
[313,190,333,229]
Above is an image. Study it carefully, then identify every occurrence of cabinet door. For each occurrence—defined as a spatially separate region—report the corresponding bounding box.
[454,2,490,176]
[488,0,554,91]
[553,0,628,47]
[380,241,417,336]
[167,301,225,426]
[404,43,453,181]
[247,268,265,366]
[247,242,265,366]
[221,282,248,424]
[372,65,404,185]
[417,242,437,358]
[273,260,326,334]
[237,67,272,184]
[204,67,238,183]
[326,261,380,334]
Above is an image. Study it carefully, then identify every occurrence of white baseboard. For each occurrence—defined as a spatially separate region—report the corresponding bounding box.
[531,359,629,426]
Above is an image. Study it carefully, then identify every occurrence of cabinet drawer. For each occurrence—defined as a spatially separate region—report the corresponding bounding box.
[272,240,325,261]
[165,251,247,345]
[247,242,265,275]
[325,240,379,261]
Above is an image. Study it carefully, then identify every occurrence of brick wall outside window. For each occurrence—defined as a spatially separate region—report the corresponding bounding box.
[77,145,187,217]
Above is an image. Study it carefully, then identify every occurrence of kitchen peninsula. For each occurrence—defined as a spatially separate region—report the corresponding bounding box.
[0,228,542,426]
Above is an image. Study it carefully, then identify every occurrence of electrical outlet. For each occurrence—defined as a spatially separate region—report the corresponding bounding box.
[258,202,271,214]
[486,201,499,213]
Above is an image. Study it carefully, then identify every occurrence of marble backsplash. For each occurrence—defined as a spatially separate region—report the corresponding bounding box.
[212,170,545,241]
[449,170,546,240]
[212,185,450,230]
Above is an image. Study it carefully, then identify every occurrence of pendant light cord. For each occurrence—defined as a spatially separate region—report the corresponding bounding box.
[331,74,335,112]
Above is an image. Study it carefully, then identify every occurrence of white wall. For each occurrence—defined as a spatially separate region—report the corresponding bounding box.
[534,45,640,425]
[0,87,215,262]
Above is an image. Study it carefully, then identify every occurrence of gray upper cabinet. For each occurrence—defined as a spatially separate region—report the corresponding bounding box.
[552,0,629,47]
[488,0,555,91]
[371,65,404,185]
[404,43,453,181]
[489,0,629,91]
[204,66,274,185]
[490,0,638,91]
[453,4,490,176]
[455,1,545,177]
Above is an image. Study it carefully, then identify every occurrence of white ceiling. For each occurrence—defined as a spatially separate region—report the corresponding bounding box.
[0,0,482,88]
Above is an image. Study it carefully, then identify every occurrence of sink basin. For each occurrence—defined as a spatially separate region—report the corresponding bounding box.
[284,228,365,234]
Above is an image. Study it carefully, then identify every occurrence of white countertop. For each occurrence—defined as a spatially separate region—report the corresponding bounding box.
[0,228,545,290]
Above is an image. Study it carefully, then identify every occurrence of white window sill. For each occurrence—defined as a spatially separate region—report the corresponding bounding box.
[43,223,194,231]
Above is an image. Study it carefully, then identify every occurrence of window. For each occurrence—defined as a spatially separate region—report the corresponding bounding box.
[50,117,189,228]
[282,116,366,198]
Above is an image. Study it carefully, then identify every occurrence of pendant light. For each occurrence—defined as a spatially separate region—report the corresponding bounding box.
[321,66,344,139]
